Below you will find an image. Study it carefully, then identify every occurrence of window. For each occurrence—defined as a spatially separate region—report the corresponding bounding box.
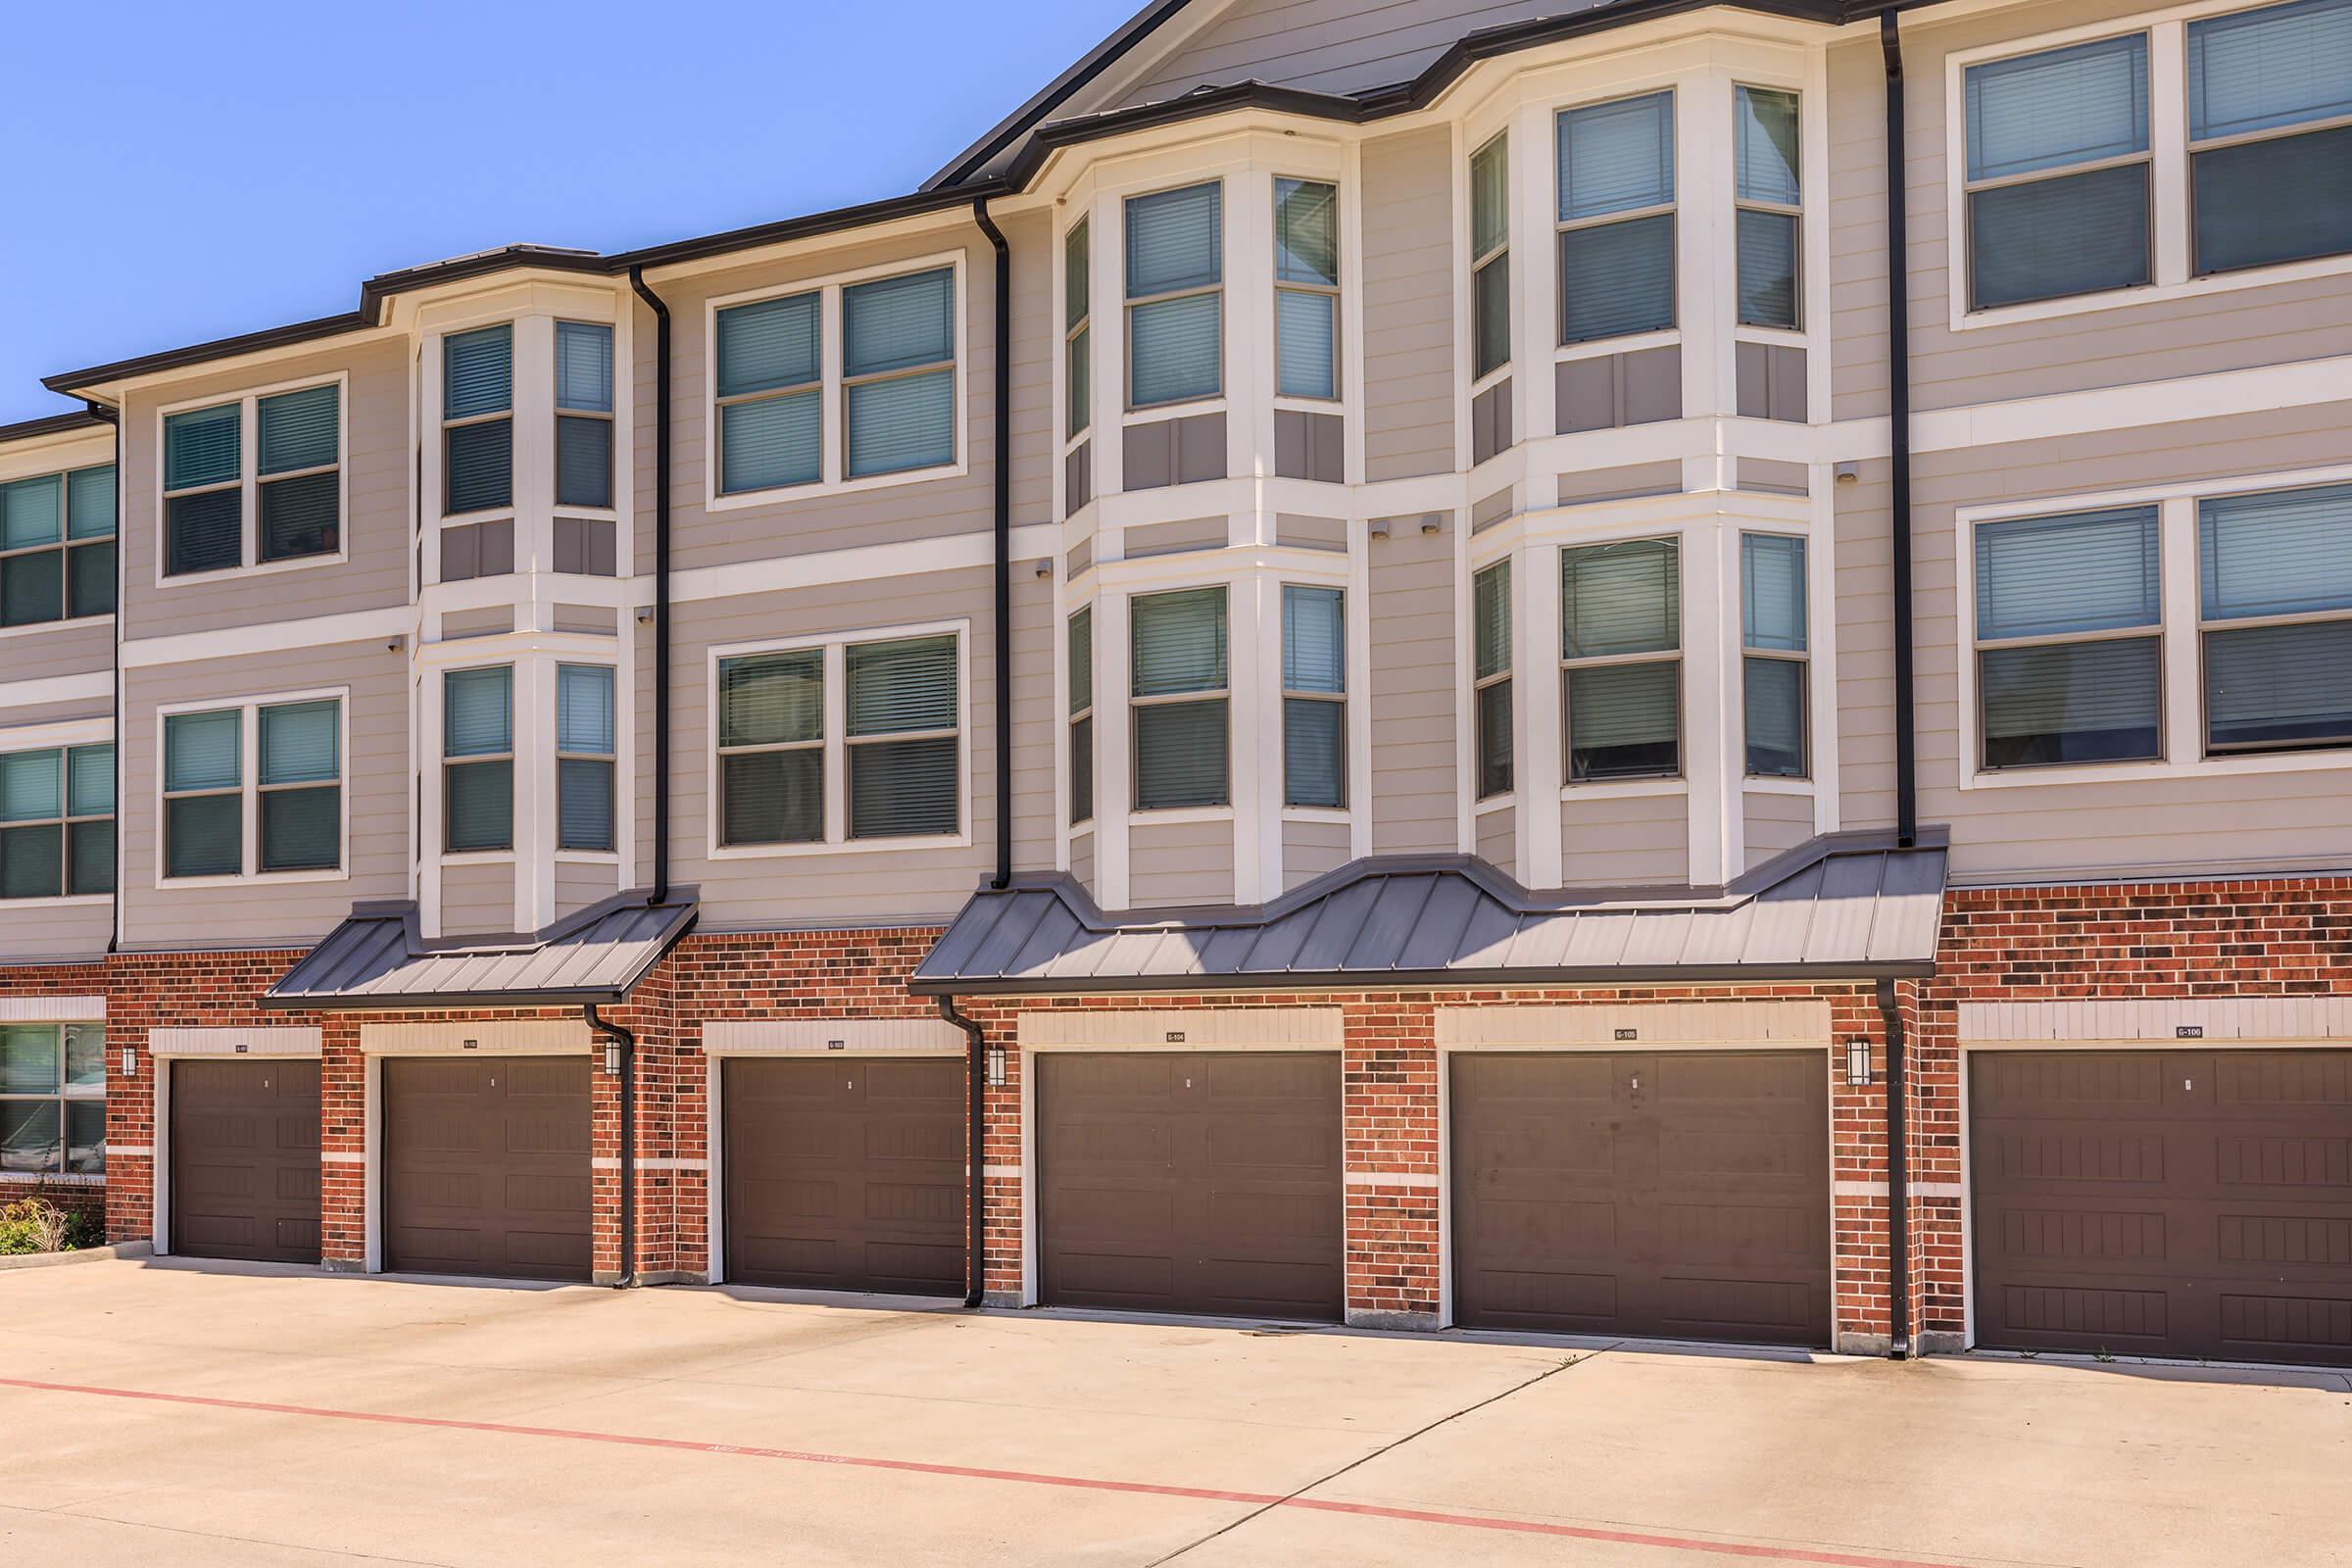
[1065,220,1092,440]
[717,649,824,846]
[1127,182,1223,409]
[1275,179,1340,400]
[164,383,340,575]
[2198,482,2352,753]
[444,668,514,853]
[1282,585,1346,808]
[716,290,821,493]
[1473,560,1513,798]
[557,664,615,852]
[555,321,614,510]
[1556,91,1677,343]
[2,466,114,626]
[444,326,514,516]
[1131,586,1228,809]
[1974,508,2163,768]
[1741,534,1808,777]
[2187,0,2352,275]
[165,699,341,877]
[843,269,956,478]
[0,1024,104,1176]
[1735,87,1801,328]
[1470,133,1511,379]
[1067,606,1094,824]
[0,744,112,899]
[1963,34,2151,311]
[1561,538,1682,781]
[847,635,959,837]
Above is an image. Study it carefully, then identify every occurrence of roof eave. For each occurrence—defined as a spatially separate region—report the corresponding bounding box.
[908,957,1936,997]
[259,983,637,1013]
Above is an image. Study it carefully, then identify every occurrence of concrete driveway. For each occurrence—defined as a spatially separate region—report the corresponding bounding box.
[1,1260,2344,1567]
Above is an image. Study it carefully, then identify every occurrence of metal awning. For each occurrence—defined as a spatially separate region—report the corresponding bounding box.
[263,890,697,1011]
[911,834,1946,996]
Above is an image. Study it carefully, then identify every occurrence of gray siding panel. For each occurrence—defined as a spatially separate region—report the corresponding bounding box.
[1367,522,1456,855]
[1131,816,1235,906]
[440,862,514,937]
[1743,790,1814,872]
[1283,815,1351,891]
[1559,793,1689,888]
[1361,124,1458,483]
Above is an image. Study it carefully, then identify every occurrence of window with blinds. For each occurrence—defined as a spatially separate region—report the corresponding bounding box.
[0,1023,106,1177]
[1283,585,1346,808]
[1561,538,1682,781]
[557,664,616,852]
[1274,179,1340,401]
[163,402,242,575]
[0,744,112,900]
[1964,34,2152,310]
[444,325,514,516]
[1470,133,1511,380]
[1556,92,1677,344]
[2198,482,2352,753]
[165,382,340,576]
[1131,586,1229,809]
[256,384,340,562]
[1975,507,2163,768]
[1,464,113,626]
[1734,86,1801,329]
[2187,0,2352,275]
[717,649,824,846]
[1473,560,1514,798]
[163,710,243,878]
[716,291,822,494]
[1065,220,1092,441]
[1741,534,1808,778]
[444,667,514,853]
[847,635,959,838]
[1126,182,1223,409]
[258,700,340,871]
[1067,606,1094,825]
[844,269,956,478]
[555,322,614,511]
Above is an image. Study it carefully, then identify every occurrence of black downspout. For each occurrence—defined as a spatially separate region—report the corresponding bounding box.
[626,266,673,904]
[1882,13,1917,852]
[1876,978,1912,1360]
[90,402,121,955]
[585,1004,637,1289]
[939,995,987,1308]
[971,197,1014,893]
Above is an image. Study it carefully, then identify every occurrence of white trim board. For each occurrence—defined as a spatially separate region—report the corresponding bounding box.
[148,1027,322,1057]
[1436,1000,1833,1048]
[1960,998,2352,1043]
[358,1020,591,1054]
[1015,1007,1345,1049]
[0,996,106,1022]
[701,1017,966,1055]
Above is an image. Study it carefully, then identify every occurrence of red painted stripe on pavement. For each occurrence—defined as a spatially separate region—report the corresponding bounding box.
[0,1375,1961,1568]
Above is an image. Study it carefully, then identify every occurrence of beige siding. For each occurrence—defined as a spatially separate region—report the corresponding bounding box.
[0,901,111,965]
[556,859,618,919]
[1283,815,1350,891]
[1361,125,1456,482]
[1474,804,1514,876]
[1560,794,1689,888]
[0,621,113,686]
[1367,521,1456,853]
[1008,570,1058,875]
[1743,790,1814,872]
[1115,0,1564,103]
[441,861,513,936]
[1130,816,1235,906]
[1069,828,1096,900]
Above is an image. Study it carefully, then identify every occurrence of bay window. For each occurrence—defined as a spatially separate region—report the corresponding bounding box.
[1274,179,1340,400]
[1474,560,1514,798]
[1067,607,1094,824]
[0,744,112,899]
[1126,182,1223,409]
[443,326,514,516]
[2,465,114,625]
[443,667,514,854]
[1556,91,1677,344]
[1282,585,1346,808]
[1065,220,1092,441]
[0,1024,104,1176]
[1741,534,1808,778]
[1974,508,2163,768]
[557,664,616,853]
[2187,0,2352,275]
[555,321,614,510]
[1734,87,1801,329]
[2199,482,2352,753]
[1131,586,1229,809]
[1471,133,1511,379]
[1561,538,1682,781]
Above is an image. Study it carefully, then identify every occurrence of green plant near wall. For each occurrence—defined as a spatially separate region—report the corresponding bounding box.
[0,1197,100,1254]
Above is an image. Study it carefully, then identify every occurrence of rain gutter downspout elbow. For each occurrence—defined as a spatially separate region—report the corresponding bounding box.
[939,995,988,1308]
[585,1004,638,1289]
[626,266,673,905]
[971,196,1013,893]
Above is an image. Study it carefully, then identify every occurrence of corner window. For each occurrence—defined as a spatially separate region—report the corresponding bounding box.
[1561,538,1681,781]
[1974,508,2163,768]
[2198,483,2352,753]
[1741,534,1808,777]
[443,667,514,853]
[1067,606,1094,824]
[557,664,616,852]
[0,1024,104,1176]
[0,745,112,898]
[1470,133,1511,379]
[164,383,341,576]
[1556,91,1676,343]
[1065,220,1092,441]
[1274,179,1340,400]
[2,466,114,626]
[1126,182,1223,409]
[2187,0,2352,275]
[443,326,514,516]
[1282,585,1346,808]
[555,321,614,511]
[1473,560,1513,798]
[1130,586,1228,808]
[716,291,821,493]
[165,697,342,876]
[1963,35,2151,311]
[1734,87,1801,328]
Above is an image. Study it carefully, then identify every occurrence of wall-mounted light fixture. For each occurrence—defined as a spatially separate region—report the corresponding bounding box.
[120,1044,136,1078]
[1846,1039,1873,1087]
[987,1045,1006,1087]
[605,1040,624,1077]
[1034,560,1053,579]
[1834,461,1861,485]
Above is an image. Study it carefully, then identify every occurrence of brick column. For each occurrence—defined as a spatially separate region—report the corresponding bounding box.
[319,1016,368,1267]
[1343,994,1441,1330]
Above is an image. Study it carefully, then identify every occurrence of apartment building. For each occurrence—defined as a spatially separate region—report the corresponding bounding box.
[3,0,2348,1364]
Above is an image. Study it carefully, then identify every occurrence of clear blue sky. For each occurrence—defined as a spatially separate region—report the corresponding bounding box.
[0,0,1143,425]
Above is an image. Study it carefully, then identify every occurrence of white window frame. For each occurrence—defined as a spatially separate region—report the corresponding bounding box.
[0,463,116,636]
[1468,129,1514,395]
[1271,176,1343,408]
[152,685,352,889]
[0,718,115,907]
[1067,604,1095,827]
[1740,530,1811,780]
[154,372,350,586]
[1559,534,1688,785]
[0,1021,107,1181]
[702,251,969,512]
[552,320,618,517]
[1128,581,1233,814]
[703,617,972,858]
[1122,178,1228,417]
[1063,216,1093,446]
[555,662,619,858]
[1732,84,1804,334]
[1552,88,1681,356]
[440,663,516,860]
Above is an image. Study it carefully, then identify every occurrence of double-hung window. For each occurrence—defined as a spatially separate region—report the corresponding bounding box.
[164,699,341,876]
[555,321,614,510]
[0,745,112,899]
[1127,183,1223,409]
[1734,87,1802,328]
[1067,607,1094,824]
[1131,587,1228,809]
[557,664,616,853]
[1741,534,1808,777]
[1556,92,1677,344]
[1065,221,1092,440]
[2198,482,2352,753]
[846,635,960,838]
[1473,560,1514,798]
[2,466,113,626]
[1963,34,2151,311]
[1282,586,1346,808]
[444,668,514,854]
[444,326,514,516]
[1274,179,1341,400]
[2187,0,2352,275]
[0,1024,104,1176]
[717,648,825,846]
[1975,508,2163,768]
[1471,134,1511,379]
[164,384,340,575]
[843,269,956,478]
[716,291,822,494]
[257,701,340,871]
[1561,538,1681,781]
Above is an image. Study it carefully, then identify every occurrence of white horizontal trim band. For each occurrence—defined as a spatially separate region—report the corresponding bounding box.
[0,996,106,1022]
[1833,1180,1966,1200]
[123,607,415,669]
[1346,1172,1441,1189]
[702,1017,966,1054]
[360,1021,591,1054]
[1018,1008,1344,1049]
[654,522,1058,608]
[0,671,111,711]
[1962,998,2352,1043]
[149,1027,321,1057]
[637,1157,709,1171]
[320,1152,366,1164]
[981,1164,1022,1179]
[105,1145,153,1158]
[1437,1002,1833,1049]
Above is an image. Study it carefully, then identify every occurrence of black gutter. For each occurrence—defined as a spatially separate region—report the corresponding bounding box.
[89,402,122,956]
[0,408,109,443]
[1883,12,1917,851]
[1876,978,1912,1360]
[584,1004,638,1289]
[628,267,673,904]
[971,197,1014,892]
[937,995,988,1308]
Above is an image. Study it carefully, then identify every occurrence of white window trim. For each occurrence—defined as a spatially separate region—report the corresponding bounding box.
[1559,533,1688,789]
[0,460,117,637]
[151,685,352,890]
[703,616,973,858]
[1127,580,1237,817]
[552,320,619,519]
[702,250,970,513]
[153,371,351,587]
[1954,459,2352,789]
[0,1019,107,1181]
[0,718,115,908]
[1944,0,2352,332]
[1121,176,1230,419]
[554,662,619,858]
[1270,173,1345,411]
[1551,88,1684,356]
[1731,83,1805,335]
[1740,528,1812,782]
[1467,128,1515,399]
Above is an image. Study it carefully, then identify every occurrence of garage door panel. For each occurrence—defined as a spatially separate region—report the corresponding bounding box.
[2213,1052,2352,1107]
[1660,1201,1817,1264]
[2219,1213,2352,1266]
[1999,1206,2170,1263]
[171,1060,322,1266]
[383,1057,591,1282]
[2220,1293,2352,1355]
[1662,1276,1817,1335]
[1659,1129,1816,1182]
[2216,1134,2351,1189]
[1471,1268,1619,1327]
[1206,1116,1338,1171]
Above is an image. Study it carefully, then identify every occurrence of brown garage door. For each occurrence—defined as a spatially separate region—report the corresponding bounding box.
[1038,1053,1342,1321]
[1972,1050,2352,1365]
[1452,1052,1832,1345]
[383,1056,591,1282]
[723,1056,965,1295]
[171,1059,321,1264]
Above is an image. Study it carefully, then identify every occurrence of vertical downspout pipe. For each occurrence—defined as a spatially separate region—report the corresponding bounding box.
[1876,978,1912,1359]
[971,197,1014,893]
[91,403,122,955]
[1882,12,1918,852]
[585,1004,637,1289]
[626,266,673,904]
[939,995,987,1308]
